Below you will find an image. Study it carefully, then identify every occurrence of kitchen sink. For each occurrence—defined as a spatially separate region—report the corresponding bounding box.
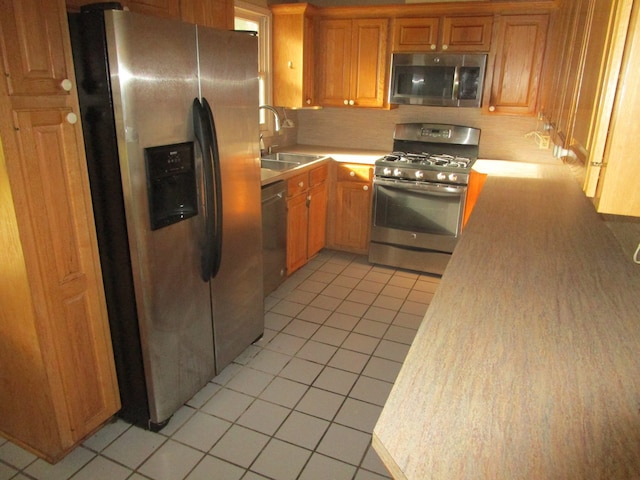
[260,159,301,171]
[261,152,326,172]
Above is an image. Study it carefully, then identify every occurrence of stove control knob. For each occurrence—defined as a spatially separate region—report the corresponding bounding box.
[393,168,402,177]
[415,170,424,179]
[383,167,392,176]
[448,173,458,182]
[437,172,447,181]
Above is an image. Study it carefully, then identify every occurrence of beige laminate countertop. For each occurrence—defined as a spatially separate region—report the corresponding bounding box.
[373,161,640,479]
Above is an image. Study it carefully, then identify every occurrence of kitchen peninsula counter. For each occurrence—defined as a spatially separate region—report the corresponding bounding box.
[373,161,640,479]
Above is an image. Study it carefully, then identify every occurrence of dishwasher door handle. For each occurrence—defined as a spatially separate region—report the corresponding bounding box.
[262,191,285,204]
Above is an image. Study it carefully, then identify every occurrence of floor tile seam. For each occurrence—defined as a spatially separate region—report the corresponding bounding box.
[94,432,174,477]
[16,448,99,480]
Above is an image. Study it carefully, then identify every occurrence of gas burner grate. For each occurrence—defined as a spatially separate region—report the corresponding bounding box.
[379,151,472,169]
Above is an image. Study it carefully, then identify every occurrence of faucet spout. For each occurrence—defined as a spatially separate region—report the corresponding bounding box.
[259,105,282,133]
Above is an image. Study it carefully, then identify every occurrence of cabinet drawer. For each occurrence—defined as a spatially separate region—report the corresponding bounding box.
[309,164,328,186]
[336,164,372,182]
[287,172,309,197]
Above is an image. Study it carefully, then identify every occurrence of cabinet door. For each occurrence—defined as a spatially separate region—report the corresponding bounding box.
[350,18,389,108]
[308,181,328,258]
[333,180,372,251]
[442,16,493,52]
[592,0,640,216]
[0,0,69,96]
[272,4,317,108]
[392,17,439,52]
[317,19,353,107]
[486,14,549,115]
[287,193,309,274]
[181,0,233,30]
[127,0,181,19]
[3,106,120,460]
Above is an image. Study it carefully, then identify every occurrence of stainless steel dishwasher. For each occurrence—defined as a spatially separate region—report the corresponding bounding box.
[261,181,287,297]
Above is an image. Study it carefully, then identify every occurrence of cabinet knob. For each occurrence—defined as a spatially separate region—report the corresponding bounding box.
[349,171,355,177]
[287,61,293,69]
[442,44,449,51]
[66,112,78,124]
[430,44,437,50]
[343,99,349,105]
[348,100,355,106]
[60,79,73,91]
[363,185,369,191]
[488,106,496,112]
[298,181,304,188]
[306,98,311,105]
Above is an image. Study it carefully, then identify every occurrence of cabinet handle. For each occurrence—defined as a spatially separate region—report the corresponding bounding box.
[298,181,304,188]
[488,106,496,112]
[349,171,355,177]
[442,44,449,50]
[60,78,73,91]
[287,61,293,69]
[306,98,311,105]
[66,112,78,124]
[348,100,355,106]
[343,100,349,105]
[363,185,369,191]
[430,44,437,50]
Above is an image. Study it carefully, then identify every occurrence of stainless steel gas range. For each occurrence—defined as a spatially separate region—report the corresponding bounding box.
[368,123,480,275]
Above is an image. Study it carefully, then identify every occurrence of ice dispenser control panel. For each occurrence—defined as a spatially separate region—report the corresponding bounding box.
[145,142,198,230]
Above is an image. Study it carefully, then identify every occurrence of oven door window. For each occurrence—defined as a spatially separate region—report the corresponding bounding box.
[373,181,465,237]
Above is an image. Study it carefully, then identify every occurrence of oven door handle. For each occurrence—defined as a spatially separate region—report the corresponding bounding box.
[374,178,467,196]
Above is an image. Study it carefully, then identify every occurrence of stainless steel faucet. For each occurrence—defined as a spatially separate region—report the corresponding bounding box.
[259,105,281,133]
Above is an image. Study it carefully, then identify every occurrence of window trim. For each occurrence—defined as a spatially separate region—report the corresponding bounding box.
[235,2,272,132]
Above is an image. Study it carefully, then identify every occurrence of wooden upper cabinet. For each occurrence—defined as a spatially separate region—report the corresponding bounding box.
[127,0,181,19]
[66,0,232,31]
[0,0,70,96]
[180,0,233,30]
[272,3,318,108]
[392,17,439,52]
[485,14,549,115]
[442,16,493,52]
[317,17,389,108]
[392,16,492,52]
[589,0,639,216]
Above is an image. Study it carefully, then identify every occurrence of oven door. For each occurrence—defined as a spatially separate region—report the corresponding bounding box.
[370,177,467,253]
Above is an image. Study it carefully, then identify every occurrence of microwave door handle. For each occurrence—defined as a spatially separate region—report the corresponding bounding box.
[452,67,460,104]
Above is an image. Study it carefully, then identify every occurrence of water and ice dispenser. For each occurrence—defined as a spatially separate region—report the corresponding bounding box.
[145,142,198,230]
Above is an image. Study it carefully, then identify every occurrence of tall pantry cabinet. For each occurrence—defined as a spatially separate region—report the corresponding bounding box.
[0,0,120,463]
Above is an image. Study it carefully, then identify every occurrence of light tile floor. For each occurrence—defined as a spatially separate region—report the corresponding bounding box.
[0,250,440,480]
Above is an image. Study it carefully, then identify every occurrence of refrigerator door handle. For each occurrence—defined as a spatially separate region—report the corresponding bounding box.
[202,97,223,279]
[193,98,215,281]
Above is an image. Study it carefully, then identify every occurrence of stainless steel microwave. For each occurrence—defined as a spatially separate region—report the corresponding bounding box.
[389,53,487,107]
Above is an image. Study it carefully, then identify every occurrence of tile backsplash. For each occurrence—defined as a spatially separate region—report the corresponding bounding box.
[295,105,557,164]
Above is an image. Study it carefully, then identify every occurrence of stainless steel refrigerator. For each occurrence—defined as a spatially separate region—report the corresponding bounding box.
[68,7,263,430]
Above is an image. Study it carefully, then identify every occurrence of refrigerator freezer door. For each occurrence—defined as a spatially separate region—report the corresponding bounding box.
[197,27,264,372]
[105,11,215,425]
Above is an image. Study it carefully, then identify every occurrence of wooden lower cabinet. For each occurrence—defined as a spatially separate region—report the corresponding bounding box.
[463,170,488,229]
[327,163,373,254]
[286,164,328,274]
